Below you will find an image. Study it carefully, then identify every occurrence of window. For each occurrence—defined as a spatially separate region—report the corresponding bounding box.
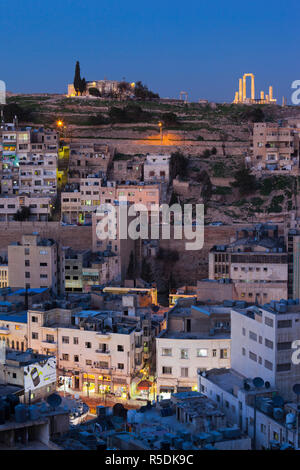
[31,316,38,323]
[212,349,217,357]
[62,354,69,361]
[25,272,30,278]
[181,367,189,377]
[99,361,108,368]
[162,366,172,375]
[242,328,246,336]
[62,336,69,344]
[242,348,246,356]
[264,359,273,371]
[46,334,54,343]
[249,351,257,362]
[162,348,172,356]
[117,345,124,352]
[276,363,291,372]
[265,316,274,327]
[32,332,38,339]
[73,337,79,345]
[197,349,208,357]
[249,331,257,342]
[25,260,30,267]
[220,349,228,359]
[74,355,79,362]
[86,360,92,366]
[277,341,291,351]
[278,320,292,328]
[118,363,124,370]
[265,338,274,349]
[85,342,92,349]
[180,349,189,359]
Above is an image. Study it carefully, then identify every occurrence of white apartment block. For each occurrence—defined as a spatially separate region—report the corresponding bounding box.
[143,154,170,183]
[26,308,146,397]
[1,124,58,197]
[231,302,300,400]
[156,303,231,398]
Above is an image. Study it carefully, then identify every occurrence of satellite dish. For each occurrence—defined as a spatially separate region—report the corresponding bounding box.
[265,381,271,389]
[47,393,62,409]
[293,384,300,396]
[273,395,284,407]
[253,377,264,389]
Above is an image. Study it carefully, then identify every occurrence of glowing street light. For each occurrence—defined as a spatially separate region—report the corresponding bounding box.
[56,120,64,128]
[158,121,163,145]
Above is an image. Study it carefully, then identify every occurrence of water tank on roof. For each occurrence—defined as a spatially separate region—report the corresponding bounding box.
[273,408,284,421]
[286,412,296,428]
[15,404,27,423]
[0,403,5,425]
[28,405,39,421]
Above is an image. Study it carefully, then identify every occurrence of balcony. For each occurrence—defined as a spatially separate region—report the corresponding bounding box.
[95,349,110,354]
[0,326,9,334]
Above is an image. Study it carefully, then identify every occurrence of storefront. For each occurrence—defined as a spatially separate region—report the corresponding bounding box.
[159,386,175,400]
[98,375,111,394]
[83,373,96,395]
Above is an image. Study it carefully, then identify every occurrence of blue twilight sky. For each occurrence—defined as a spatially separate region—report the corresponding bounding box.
[0,0,298,103]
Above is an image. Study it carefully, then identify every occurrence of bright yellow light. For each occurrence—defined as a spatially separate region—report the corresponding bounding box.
[56,120,64,127]
[158,121,162,127]
[130,82,135,88]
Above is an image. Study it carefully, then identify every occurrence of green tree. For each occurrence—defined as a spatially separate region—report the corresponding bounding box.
[13,206,31,221]
[170,151,188,179]
[141,258,153,283]
[73,61,82,96]
[88,87,101,97]
[232,167,257,195]
[126,251,135,279]
[78,77,86,96]
[133,81,159,101]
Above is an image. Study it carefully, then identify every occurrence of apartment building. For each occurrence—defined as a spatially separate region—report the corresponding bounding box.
[144,154,170,183]
[209,224,288,303]
[230,302,300,400]
[0,194,54,222]
[0,311,28,352]
[251,122,300,173]
[156,301,231,398]
[63,248,121,292]
[0,349,56,402]
[0,265,8,288]
[26,307,152,397]
[68,142,113,181]
[112,156,144,183]
[199,368,300,450]
[0,123,59,196]
[8,234,58,294]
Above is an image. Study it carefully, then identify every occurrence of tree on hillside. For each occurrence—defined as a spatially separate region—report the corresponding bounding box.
[126,251,135,279]
[13,206,31,221]
[170,151,188,179]
[73,61,82,96]
[133,81,159,101]
[78,77,86,96]
[232,167,257,195]
[88,87,101,97]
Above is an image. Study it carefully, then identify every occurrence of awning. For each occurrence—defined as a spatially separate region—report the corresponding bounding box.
[137,380,153,390]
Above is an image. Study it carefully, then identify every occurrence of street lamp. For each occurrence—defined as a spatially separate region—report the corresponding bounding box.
[158,121,163,145]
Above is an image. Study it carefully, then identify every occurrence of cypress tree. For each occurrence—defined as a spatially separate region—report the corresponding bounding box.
[73,61,81,96]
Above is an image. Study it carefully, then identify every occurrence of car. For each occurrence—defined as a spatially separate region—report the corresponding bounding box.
[210,221,224,226]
